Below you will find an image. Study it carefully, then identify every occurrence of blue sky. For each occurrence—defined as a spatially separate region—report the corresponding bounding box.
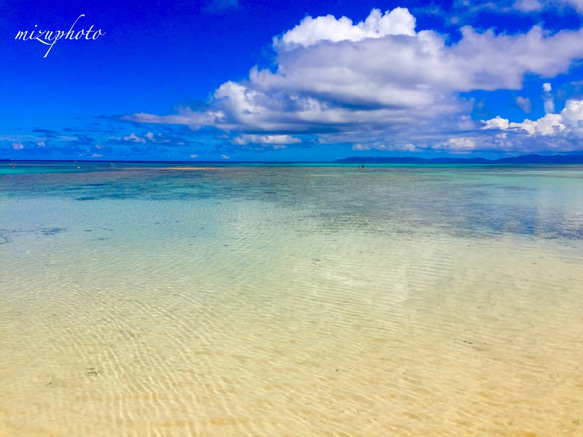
[3,0,583,161]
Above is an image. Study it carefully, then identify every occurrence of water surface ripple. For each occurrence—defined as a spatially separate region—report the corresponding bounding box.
[1,163,582,436]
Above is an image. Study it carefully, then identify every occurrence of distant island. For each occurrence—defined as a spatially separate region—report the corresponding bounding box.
[335,154,583,164]
[3,153,583,165]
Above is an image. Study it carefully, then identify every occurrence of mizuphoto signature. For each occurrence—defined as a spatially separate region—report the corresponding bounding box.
[15,14,105,58]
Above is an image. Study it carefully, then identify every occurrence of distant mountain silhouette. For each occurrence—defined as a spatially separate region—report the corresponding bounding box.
[335,154,583,164]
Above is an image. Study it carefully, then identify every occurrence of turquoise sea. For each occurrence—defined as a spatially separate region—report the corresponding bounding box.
[1,162,583,436]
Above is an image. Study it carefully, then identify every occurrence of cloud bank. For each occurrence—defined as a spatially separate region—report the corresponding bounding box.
[125,7,583,153]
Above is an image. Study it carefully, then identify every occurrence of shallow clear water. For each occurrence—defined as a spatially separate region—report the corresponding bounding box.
[1,162,583,436]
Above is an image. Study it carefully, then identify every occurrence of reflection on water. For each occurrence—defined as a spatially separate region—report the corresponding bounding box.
[1,163,583,436]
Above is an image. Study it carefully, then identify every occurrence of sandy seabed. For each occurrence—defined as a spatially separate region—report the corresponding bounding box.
[1,165,583,436]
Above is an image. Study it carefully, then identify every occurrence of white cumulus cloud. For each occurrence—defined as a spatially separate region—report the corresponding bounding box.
[483,99,583,136]
[273,7,415,50]
[123,133,146,143]
[482,116,510,130]
[437,137,478,150]
[542,82,555,113]
[231,134,301,145]
[461,0,583,14]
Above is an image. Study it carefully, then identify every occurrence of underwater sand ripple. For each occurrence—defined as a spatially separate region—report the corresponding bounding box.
[2,166,583,436]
